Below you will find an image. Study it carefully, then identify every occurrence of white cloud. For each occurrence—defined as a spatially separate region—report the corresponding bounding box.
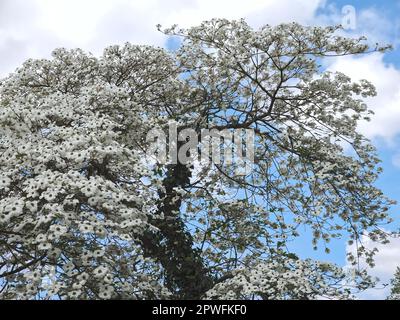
[392,153,400,168]
[327,53,400,142]
[0,0,325,77]
[346,233,400,300]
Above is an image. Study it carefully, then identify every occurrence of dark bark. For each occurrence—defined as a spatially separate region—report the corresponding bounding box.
[141,162,214,299]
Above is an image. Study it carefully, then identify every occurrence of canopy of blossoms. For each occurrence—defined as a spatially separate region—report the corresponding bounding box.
[0,19,394,299]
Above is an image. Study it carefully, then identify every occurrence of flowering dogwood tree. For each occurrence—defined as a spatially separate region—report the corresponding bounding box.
[0,19,395,300]
[387,267,400,300]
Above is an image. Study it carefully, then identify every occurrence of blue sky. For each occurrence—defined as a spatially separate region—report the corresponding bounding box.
[0,0,399,298]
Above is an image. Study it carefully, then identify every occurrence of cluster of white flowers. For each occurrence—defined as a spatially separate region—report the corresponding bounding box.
[0,45,179,299]
[205,257,371,300]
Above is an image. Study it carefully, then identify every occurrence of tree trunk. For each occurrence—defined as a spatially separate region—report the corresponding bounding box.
[141,162,214,299]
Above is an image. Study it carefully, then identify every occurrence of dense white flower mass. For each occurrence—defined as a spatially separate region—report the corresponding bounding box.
[0,19,395,300]
[205,257,374,300]
[0,46,174,299]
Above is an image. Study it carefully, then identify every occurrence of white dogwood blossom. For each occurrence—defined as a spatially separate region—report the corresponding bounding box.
[205,257,373,300]
[0,19,395,300]
[387,267,400,300]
